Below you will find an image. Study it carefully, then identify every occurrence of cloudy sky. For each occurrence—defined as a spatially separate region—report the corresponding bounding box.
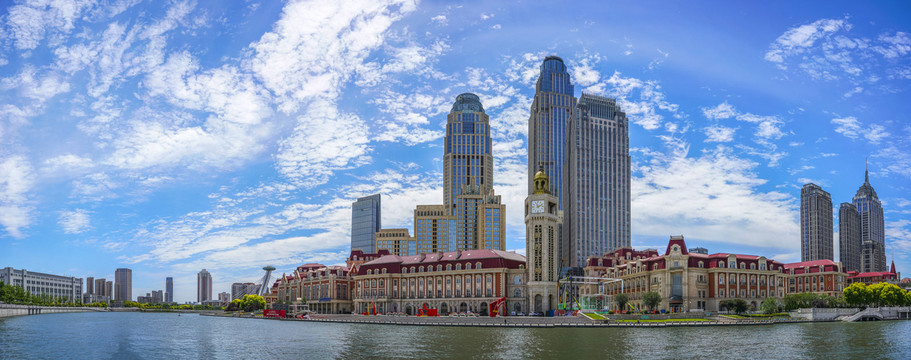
[1,0,909,303]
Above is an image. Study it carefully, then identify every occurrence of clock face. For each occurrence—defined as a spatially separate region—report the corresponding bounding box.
[531,200,545,214]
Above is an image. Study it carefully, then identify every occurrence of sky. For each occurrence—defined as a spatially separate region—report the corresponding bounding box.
[1,0,910,303]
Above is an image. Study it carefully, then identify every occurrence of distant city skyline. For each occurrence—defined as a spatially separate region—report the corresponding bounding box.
[1,1,910,302]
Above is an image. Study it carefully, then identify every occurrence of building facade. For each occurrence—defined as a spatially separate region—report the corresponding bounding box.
[351,194,382,253]
[152,290,163,304]
[353,250,527,316]
[166,277,174,303]
[413,205,457,254]
[853,169,886,272]
[584,236,788,312]
[115,268,132,302]
[85,276,94,296]
[565,93,631,268]
[839,203,862,273]
[0,267,83,302]
[197,269,212,303]
[444,93,494,212]
[231,282,259,300]
[783,260,847,298]
[525,169,561,314]
[375,228,413,256]
[270,264,354,314]
[800,183,833,262]
[528,55,575,211]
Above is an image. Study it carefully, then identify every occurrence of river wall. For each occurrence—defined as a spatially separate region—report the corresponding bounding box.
[0,304,98,318]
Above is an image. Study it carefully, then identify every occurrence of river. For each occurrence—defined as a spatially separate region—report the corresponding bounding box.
[1,312,909,359]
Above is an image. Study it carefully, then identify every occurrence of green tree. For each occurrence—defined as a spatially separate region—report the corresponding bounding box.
[614,293,629,312]
[878,283,906,306]
[642,292,661,312]
[842,283,873,307]
[760,297,779,314]
[239,294,266,312]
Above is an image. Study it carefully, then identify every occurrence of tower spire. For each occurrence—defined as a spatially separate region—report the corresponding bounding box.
[865,157,869,183]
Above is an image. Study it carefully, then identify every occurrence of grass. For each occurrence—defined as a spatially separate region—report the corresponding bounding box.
[722,313,790,320]
[584,312,607,320]
[614,318,711,323]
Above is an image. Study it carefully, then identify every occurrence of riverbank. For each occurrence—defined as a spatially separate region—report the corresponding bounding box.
[0,304,101,318]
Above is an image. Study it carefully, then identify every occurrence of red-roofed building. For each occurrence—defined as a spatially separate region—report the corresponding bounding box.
[353,249,527,315]
[783,259,847,297]
[268,264,354,314]
[584,236,788,312]
[846,260,900,285]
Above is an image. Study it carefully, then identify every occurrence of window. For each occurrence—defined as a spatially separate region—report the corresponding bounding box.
[514,289,521,298]
[698,261,704,268]
[739,262,745,269]
[437,265,443,271]
[514,275,521,285]
[446,264,452,271]
[476,262,482,269]
[719,261,725,268]
[466,263,472,270]
[750,263,756,270]
[456,264,462,271]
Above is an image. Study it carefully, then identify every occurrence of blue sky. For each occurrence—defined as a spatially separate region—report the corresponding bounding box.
[1,0,909,303]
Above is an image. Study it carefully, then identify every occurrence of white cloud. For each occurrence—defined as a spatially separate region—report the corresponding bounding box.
[599,71,681,131]
[1,66,71,103]
[873,32,911,59]
[632,145,797,249]
[704,125,736,142]
[431,15,447,25]
[702,102,736,120]
[831,116,890,144]
[570,55,601,87]
[275,100,372,187]
[59,209,91,234]
[0,155,34,238]
[5,0,97,50]
[765,18,848,64]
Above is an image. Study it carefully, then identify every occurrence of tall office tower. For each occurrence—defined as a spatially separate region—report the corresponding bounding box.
[104,281,113,298]
[413,205,456,254]
[374,228,413,256]
[839,203,862,273]
[85,276,94,295]
[95,278,106,296]
[853,169,886,272]
[165,277,174,303]
[444,93,494,211]
[525,168,560,314]
[114,268,132,301]
[565,93,631,267]
[151,290,163,304]
[197,269,213,303]
[351,194,382,253]
[800,183,834,261]
[528,56,576,210]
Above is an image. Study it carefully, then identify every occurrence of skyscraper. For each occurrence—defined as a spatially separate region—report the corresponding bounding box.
[853,169,886,272]
[165,277,174,303]
[565,93,631,267]
[351,194,382,253]
[197,269,212,303]
[800,183,833,261]
[85,276,94,295]
[95,278,106,296]
[839,202,862,273]
[114,268,132,302]
[444,93,493,211]
[528,56,576,210]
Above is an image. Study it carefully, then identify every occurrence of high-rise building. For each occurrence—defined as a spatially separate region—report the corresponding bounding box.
[413,205,456,253]
[151,290,163,304]
[525,168,561,314]
[444,93,494,211]
[528,56,576,210]
[375,228,413,256]
[197,269,213,303]
[105,281,113,298]
[853,169,886,272]
[565,93,631,267]
[85,276,94,295]
[231,282,259,300]
[800,183,834,261]
[351,194,382,253]
[218,292,230,304]
[165,277,174,303]
[114,268,132,302]
[839,203,862,273]
[95,278,106,296]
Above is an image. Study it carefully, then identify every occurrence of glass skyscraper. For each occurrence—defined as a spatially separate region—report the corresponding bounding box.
[351,194,382,253]
[853,169,886,272]
[165,277,174,303]
[114,268,132,302]
[565,93,631,267]
[800,183,833,261]
[528,56,575,210]
[444,93,493,211]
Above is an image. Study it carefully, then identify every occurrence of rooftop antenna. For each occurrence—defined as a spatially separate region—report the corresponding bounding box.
[865,157,869,183]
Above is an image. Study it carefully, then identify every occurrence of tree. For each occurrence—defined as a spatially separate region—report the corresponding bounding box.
[760,297,779,314]
[720,299,748,314]
[642,292,661,312]
[878,283,906,306]
[239,294,266,312]
[614,293,629,312]
[843,283,873,307]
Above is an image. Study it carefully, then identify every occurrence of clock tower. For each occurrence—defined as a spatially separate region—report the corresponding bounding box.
[525,167,560,314]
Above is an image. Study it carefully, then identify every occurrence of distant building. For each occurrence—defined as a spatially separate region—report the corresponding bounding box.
[231,282,259,300]
[137,293,152,304]
[689,247,709,255]
[0,267,83,302]
[351,194,382,253]
[853,169,886,272]
[218,292,230,304]
[105,281,113,299]
[565,93,631,268]
[528,55,575,211]
[197,269,212,303]
[839,203,862,273]
[165,277,174,303]
[152,290,163,304]
[95,278,107,297]
[800,183,833,262]
[271,264,354,314]
[847,261,899,285]
[85,276,94,295]
[375,228,413,256]
[412,205,456,254]
[115,268,132,302]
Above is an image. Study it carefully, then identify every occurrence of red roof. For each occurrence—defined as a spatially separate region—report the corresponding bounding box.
[850,271,897,278]
[783,259,837,269]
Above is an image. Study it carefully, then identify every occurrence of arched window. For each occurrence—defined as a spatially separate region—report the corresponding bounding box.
[419,266,424,273]
[476,262,482,269]
[367,270,372,275]
[719,261,725,268]
[514,289,521,298]
[514,275,521,285]
[740,262,745,269]
[411,267,416,273]
[437,265,442,271]
[382,268,387,274]
[466,263,472,270]
[446,264,452,271]
[456,263,462,271]
[750,263,755,270]
[698,261,704,268]
[653,264,658,270]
